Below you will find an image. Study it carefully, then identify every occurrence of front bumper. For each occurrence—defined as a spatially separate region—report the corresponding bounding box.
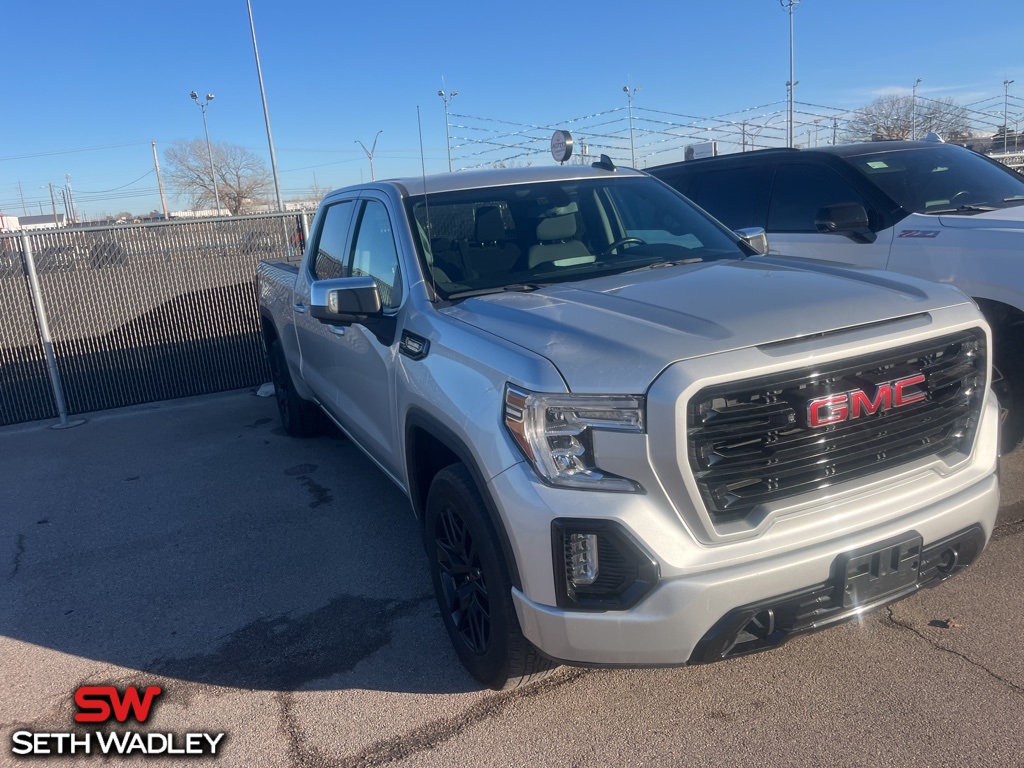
[511,472,998,666]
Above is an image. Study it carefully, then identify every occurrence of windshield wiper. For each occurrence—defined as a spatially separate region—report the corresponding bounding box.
[446,283,544,300]
[924,204,998,215]
[1003,196,1024,203]
[624,257,704,274]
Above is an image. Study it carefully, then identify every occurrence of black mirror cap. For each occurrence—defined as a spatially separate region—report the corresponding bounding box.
[734,227,769,255]
[310,276,383,325]
[815,203,877,244]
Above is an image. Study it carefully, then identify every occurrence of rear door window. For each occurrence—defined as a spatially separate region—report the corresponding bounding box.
[768,163,870,232]
[686,165,772,229]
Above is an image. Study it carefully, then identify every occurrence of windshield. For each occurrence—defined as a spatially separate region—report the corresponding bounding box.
[405,176,745,299]
[844,144,1024,215]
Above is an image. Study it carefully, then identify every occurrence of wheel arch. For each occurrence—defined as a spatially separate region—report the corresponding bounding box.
[259,309,280,352]
[405,407,523,591]
[973,297,1024,337]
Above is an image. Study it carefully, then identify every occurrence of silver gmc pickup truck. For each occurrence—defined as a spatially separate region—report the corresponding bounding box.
[257,162,1000,689]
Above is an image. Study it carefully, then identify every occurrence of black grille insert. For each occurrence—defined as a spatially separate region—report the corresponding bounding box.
[687,328,986,525]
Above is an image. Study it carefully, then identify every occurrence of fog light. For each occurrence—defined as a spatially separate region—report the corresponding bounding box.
[552,519,659,610]
[568,533,599,586]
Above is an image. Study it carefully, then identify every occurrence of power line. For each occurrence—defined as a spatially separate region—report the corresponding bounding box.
[76,169,155,194]
[0,141,151,162]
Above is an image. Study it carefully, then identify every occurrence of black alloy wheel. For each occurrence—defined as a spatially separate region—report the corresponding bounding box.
[424,464,556,690]
[435,501,490,654]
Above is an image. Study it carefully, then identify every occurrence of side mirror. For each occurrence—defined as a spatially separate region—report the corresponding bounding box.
[310,276,382,325]
[815,203,877,244]
[734,227,769,255]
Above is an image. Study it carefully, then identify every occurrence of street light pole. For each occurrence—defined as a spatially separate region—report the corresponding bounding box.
[623,85,640,166]
[438,89,458,172]
[785,81,798,146]
[780,0,799,148]
[912,77,923,140]
[190,91,221,215]
[1004,79,1015,154]
[246,0,284,213]
[356,130,383,181]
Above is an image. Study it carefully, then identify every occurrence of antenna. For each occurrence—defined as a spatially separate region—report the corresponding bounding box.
[417,106,437,299]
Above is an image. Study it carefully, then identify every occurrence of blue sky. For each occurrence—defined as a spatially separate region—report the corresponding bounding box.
[3,0,1023,219]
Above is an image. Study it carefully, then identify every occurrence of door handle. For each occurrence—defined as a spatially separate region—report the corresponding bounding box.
[329,325,346,336]
[293,303,307,314]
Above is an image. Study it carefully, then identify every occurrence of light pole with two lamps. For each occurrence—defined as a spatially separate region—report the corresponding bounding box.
[438,89,458,172]
[780,0,799,148]
[356,130,384,181]
[912,77,923,140]
[622,84,638,165]
[1004,79,1015,154]
[785,81,798,146]
[189,91,221,215]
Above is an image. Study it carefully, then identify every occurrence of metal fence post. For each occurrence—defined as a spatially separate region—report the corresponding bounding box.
[20,232,85,429]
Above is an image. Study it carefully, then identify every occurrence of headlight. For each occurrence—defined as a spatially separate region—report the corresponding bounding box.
[503,385,645,492]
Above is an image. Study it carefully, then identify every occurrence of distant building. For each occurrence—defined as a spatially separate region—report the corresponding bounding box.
[10,213,66,231]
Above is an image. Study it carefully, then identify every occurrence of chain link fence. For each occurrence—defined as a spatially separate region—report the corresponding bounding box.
[0,211,311,427]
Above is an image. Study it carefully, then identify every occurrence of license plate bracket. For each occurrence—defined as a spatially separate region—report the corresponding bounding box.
[836,533,923,609]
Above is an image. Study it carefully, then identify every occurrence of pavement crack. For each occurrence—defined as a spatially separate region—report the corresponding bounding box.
[336,668,587,767]
[9,533,25,579]
[276,692,322,768]
[991,517,1024,542]
[885,607,1024,696]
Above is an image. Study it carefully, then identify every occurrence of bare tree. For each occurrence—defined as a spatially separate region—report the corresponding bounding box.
[842,95,973,143]
[164,139,272,215]
[307,178,331,204]
[487,158,532,169]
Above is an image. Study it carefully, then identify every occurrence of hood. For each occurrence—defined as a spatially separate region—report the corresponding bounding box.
[937,203,1024,230]
[441,258,970,393]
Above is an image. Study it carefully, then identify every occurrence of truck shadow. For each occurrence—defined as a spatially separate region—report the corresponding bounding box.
[0,405,482,696]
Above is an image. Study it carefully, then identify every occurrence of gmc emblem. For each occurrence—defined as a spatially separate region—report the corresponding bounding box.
[806,375,926,428]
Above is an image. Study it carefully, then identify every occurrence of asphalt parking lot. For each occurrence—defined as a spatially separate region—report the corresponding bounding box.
[2,389,1022,767]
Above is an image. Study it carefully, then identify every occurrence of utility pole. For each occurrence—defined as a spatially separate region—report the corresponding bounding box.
[48,183,59,226]
[18,181,27,215]
[152,141,169,220]
[64,173,77,222]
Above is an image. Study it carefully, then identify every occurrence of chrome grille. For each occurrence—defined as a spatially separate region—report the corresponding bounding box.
[687,329,987,524]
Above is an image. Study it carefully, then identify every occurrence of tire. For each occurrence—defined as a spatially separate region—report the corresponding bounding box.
[992,328,1024,454]
[267,339,325,437]
[424,464,556,690]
